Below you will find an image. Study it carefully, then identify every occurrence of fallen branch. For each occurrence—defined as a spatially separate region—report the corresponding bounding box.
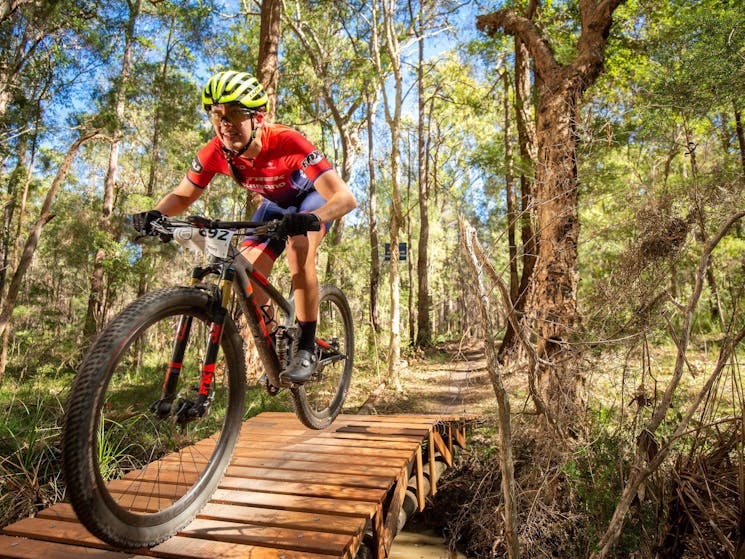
[460,216,520,559]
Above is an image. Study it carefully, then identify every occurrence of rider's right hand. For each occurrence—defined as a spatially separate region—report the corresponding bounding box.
[132,210,164,235]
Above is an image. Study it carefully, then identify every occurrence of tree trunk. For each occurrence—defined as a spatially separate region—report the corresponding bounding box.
[415,11,431,348]
[377,0,404,388]
[735,103,745,176]
[478,0,624,425]
[497,23,537,362]
[84,0,140,336]
[366,95,381,339]
[406,143,415,345]
[257,0,281,121]
[138,20,176,300]
[0,134,28,301]
[503,72,518,304]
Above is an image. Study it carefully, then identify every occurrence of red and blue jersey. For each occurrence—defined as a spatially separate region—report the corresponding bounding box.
[186,123,333,208]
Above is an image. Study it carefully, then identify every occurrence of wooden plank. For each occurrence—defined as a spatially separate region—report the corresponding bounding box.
[0,535,147,559]
[428,432,437,496]
[179,518,354,556]
[197,503,365,535]
[454,423,467,447]
[334,425,430,438]
[431,431,453,467]
[195,440,416,460]
[382,471,407,556]
[238,430,424,450]
[335,414,455,425]
[229,456,401,478]
[161,454,402,478]
[218,476,385,502]
[185,437,414,459]
[225,466,392,489]
[415,447,425,512]
[7,512,354,559]
[372,503,384,559]
[37,502,364,538]
[3,517,110,550]
[209,488,375,518]
[241,418,431,437]
[253,413,461,428]
[152,535,339,559]
[229,447,407,467]
[130,461,391,490]
[320,432,426,444]
[104,474,385,509]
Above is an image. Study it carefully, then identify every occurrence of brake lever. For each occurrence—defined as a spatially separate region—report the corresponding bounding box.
[252,221,284,239]
[187,215,214,228]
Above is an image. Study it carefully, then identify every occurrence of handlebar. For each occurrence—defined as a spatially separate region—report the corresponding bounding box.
[147,215,284,240]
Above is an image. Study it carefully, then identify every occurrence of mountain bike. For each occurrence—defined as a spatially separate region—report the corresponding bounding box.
[62,215,354,549]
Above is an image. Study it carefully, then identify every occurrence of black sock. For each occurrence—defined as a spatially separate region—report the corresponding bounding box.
[297,320,317,353]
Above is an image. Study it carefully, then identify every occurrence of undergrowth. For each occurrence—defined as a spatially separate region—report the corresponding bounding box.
[428,416,658,559]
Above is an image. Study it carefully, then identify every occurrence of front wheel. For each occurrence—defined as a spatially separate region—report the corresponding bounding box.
[62,287,246,548]
[291,285,354,430]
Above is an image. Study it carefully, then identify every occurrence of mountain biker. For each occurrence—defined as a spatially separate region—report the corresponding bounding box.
[133,70,357,384]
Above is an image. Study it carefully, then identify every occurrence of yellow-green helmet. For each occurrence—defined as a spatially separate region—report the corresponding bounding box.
[201,71,268,112]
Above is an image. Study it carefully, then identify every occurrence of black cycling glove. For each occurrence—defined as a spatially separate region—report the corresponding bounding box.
[132,210,164,235]
[278,212,322,237]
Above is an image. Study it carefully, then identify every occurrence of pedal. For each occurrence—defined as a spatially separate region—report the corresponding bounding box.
[259,372,281,395]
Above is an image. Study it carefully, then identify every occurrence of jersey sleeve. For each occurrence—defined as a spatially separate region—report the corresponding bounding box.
[186,137,225,189]
[278,128,333,182]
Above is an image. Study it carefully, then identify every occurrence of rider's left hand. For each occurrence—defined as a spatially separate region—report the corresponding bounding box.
[278,212,321,237]
[132,210,164,235]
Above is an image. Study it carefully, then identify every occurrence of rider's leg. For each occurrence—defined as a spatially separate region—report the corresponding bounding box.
[239,199,284,321]
[280,230,324,383]
[285,231,322,323]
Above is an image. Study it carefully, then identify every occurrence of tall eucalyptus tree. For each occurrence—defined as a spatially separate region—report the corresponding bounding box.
[478,0,625,427]
[84,0,142,335]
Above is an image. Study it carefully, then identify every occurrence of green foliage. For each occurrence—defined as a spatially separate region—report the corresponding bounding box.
[562,417,656,555]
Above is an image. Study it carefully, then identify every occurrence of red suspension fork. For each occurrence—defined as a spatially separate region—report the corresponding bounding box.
[160,315,194,403]
[196,268,235,400]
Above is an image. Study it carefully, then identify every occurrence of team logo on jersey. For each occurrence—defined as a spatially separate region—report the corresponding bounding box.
[190,157,204,174]
[301,150,324,169]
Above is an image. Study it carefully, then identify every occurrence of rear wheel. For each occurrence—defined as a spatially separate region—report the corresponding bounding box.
[62,287,246,548]
[291,285,354,429]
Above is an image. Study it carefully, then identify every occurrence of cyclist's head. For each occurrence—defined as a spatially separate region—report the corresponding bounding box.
[202,71,268,113]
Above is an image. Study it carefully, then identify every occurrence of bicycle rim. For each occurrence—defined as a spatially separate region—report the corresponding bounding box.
[291,285,354,429]
[63,287,246,548]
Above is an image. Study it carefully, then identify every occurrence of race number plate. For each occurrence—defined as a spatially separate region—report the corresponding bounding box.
[173,227,234,258]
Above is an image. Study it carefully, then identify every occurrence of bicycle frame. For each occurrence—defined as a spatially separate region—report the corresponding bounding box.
[156,244,297,419]
[230,248,295,389]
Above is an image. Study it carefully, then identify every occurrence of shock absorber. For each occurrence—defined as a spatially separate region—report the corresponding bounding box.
[275,325,289,369]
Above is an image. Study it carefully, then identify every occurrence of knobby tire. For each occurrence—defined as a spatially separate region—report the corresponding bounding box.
[62,287,246,549]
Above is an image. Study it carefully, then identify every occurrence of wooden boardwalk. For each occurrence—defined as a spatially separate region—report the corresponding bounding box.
[0,412,467,559]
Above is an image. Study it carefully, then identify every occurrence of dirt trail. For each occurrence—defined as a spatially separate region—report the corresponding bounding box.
[360,342,496,417]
